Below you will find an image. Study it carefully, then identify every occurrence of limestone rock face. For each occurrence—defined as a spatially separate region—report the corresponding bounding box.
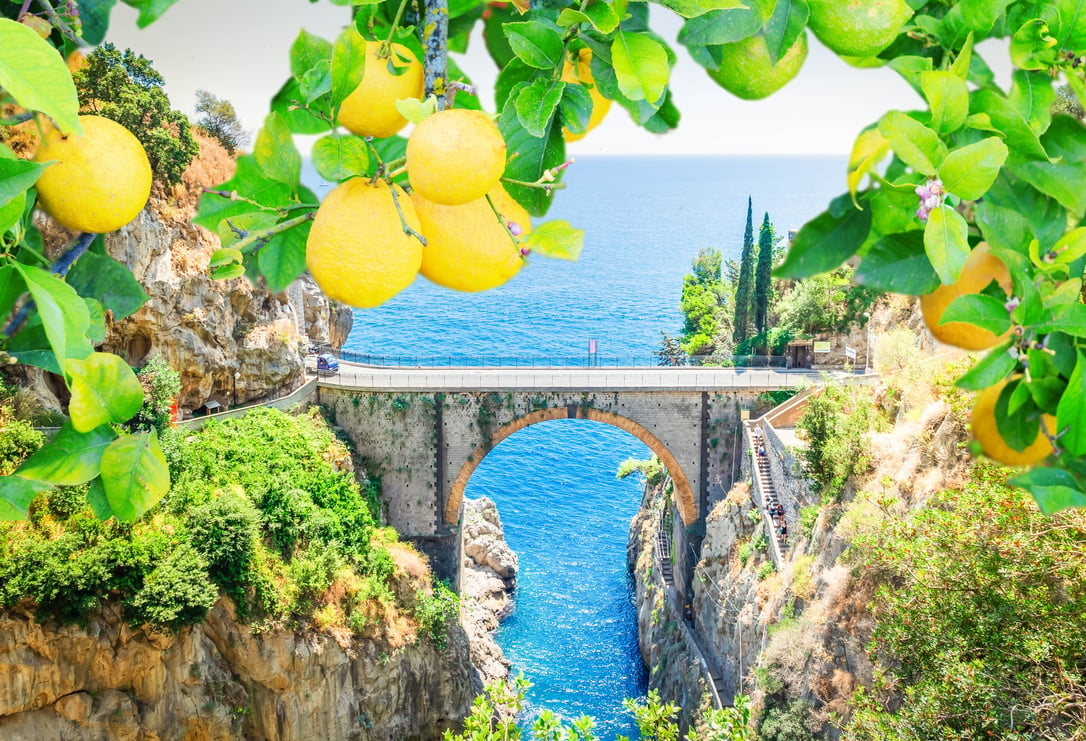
[42,134,352,413]
[459,497,517,689]
[0,598,474,741]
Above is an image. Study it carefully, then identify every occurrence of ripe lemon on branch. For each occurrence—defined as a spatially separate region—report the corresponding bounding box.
[707,32,808,101]
[921,242,1012,351]
[406,108,506,206]
[306,178,423,308]
[971,379,1056,467]
[338,41,424,139]
[806,0,913,59]
[413,185,530,292]
[561,48,611,142]
[33,114,152,233]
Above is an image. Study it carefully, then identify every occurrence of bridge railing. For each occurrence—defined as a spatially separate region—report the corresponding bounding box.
[330,349,790,369]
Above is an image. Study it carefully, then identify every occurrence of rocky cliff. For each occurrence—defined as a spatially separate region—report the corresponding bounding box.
[458,497,517,690]
[0,592,475,741]
[35,133,353,413]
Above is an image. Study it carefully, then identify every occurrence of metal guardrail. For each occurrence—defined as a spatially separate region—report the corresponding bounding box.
[745,423,786,569]
[333,349,790,369]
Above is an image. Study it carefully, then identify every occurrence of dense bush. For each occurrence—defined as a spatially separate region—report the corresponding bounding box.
[795,386,883,502]
[415,580,459,650]
[847,465,1086,739]
[128,356,181,433]
[125,543,217,630]
[0,407,407,635]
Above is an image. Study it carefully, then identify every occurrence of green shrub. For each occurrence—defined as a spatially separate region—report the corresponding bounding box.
[758,699,815,741]
[415,580,459,650]
[128,356,182,434]
[187,487,259,601]
[0,414,44,475]
[287,541,341,616]
[757,561,776,580]
[752,531,768,552]
[126,542,217,630]
[738,540,751,566]
[799,505,820,539]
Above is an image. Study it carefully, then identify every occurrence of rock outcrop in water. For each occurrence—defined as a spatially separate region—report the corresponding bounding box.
[459,497,518,689]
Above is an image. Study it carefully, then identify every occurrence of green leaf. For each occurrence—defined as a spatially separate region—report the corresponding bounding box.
[194,155,298,232]
[1051,227,1086,264]
[924,205,970,284]
[0,190,25,234]
[888,56,934,96]
[611,31,670,104]
[559,84,593,136]
[0,158,46,207]
[1010,468,1086,515]
[941,293,1011,335]
[210,248,243,269]
[504,21,564,69]
[66,251,149,321]
[6,315,91,376]
[0,475,51,520]
[84,298,105,345]
[970,87,1048,161]
[271,78,333,135]
[763,0,808,67]
[0,19,82,135]
[395,95,438,124]
[1008,69,1055,134]
[855,231,940,294]
[14,263,90,375]
[878,111,947,176]
[0,264,21,321]
[1057,351,1086,456]
[994,380,1040,453]
[522,220,584,261]
[300,59,333,104]
[921,70,969,134]
[121,0,180,27]
[558,3,622,33]
[215,211,279,249]
[78,0,119,46]
[774,193,872,279]
[330,27,367,111]
[290,29,333,81]
[312,134,370,182]
[258,218,311,295]
[847,127,892,203]
[937,137,1009,201]
[677,3,765,45]
[16,422,117,486]
[499,102,565,217]
[955,342,1016,390]
[254,112,302,194]
[515,79,566,138]
[651,0,745,18]
[99,431,169,521]
[211,264,246,281]
[66,352,144,432]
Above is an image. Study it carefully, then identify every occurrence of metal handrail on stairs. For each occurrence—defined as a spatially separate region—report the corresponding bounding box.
[746,424,786,568]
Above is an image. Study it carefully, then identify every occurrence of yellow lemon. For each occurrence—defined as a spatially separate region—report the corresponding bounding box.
[33,115,152,233]
[707,32,808,101]
[971,379,1056,467]
[407,109,506,206]
[413,185,529,292]
[306,178,423,308]
[561,48,611,142]
[806,0,913,58]
[921,242,1013,351]
[338,41,424,139]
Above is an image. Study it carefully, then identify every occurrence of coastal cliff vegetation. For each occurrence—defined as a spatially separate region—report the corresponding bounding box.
[0,395,456,646]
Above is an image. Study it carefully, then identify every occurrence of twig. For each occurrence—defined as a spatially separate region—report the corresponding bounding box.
[387,185,427,246]
[423,0,449,110]
[500,177,567,192]
[16,0,32,21]
[230,212,316,254]
[445,80,476,109]
[201,188,317,213]
[382,0,411,55]
[485,193,524,254]
[35,0,81,45]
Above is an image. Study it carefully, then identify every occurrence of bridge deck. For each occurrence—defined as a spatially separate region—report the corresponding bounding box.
[317,362,828,392]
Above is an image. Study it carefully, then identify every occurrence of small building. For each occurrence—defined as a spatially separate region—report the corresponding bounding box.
[785,340,812,369]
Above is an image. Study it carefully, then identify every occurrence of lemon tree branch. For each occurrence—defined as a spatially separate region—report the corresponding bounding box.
[422,0,448,111]
[387,184,427,246]
[231,211,316,254]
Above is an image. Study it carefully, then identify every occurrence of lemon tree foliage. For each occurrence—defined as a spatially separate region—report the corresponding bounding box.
[2,0,1086,518]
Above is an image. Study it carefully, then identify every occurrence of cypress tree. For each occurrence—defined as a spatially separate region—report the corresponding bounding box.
[732,197,755,345]
[753,211,774,340]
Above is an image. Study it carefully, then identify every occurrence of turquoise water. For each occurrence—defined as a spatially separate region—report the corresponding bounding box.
[340,155,847,735]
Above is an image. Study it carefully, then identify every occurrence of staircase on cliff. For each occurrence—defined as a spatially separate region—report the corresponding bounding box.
[755,452,788,554]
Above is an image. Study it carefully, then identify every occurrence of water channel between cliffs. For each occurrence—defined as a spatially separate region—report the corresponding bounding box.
[465,420,651,738]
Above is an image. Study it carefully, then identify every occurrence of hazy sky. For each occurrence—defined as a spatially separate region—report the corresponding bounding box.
[106,0,927,155]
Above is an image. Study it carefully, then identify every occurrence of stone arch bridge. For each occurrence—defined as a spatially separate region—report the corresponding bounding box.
[317,364,820,589]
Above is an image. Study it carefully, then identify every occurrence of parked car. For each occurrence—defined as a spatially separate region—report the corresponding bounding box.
[316,353,340,376]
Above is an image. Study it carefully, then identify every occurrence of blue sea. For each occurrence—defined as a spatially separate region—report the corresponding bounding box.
[341,155,846,736]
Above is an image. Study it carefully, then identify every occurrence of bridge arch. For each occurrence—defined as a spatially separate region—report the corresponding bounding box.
[445,406,698,526]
